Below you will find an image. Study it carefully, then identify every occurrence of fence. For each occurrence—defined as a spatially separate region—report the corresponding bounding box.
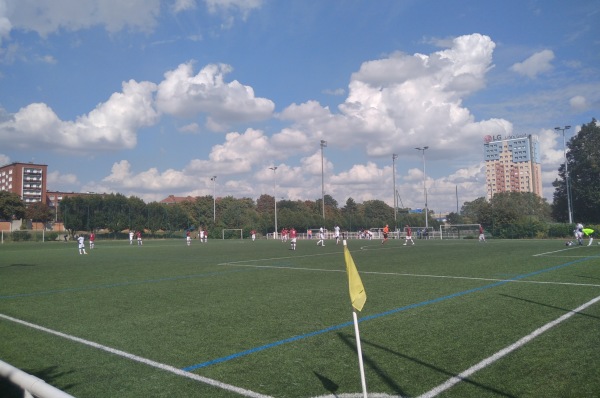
[0,359,75,398]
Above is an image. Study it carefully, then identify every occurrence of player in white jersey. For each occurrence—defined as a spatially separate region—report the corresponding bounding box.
[78,235,88,255]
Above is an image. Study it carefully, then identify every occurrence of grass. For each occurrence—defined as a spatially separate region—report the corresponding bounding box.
[1,237,599,397]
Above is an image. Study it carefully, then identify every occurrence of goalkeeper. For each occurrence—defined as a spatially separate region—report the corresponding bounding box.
[583,228,595,246]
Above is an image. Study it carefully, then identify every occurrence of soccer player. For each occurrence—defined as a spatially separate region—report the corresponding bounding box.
[334,225,341,245]
[89,231,95,249]
[575,223,584,245]
[186,231,191,246]
[251,229,256,241]
[129,230,134,245]
[382,224,389,244]
[290,227,297,250]
[583,227,595,246]
[478,224,486,242]
[137,230,143,246]
[77,235,88,255]
[200,228,205,242]
[404,225,415,245]
[317,227,325,246]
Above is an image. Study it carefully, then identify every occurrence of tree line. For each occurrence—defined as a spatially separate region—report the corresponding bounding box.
[1,119,598,239]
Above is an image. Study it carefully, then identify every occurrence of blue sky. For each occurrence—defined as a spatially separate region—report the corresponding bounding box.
[0,0,598,215]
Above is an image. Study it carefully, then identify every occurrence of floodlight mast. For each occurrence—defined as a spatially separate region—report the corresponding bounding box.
[210,176,217,222]
[415,146,429,229]
[555,126,572,224]
[269,166,278,237]
[393,154,398,222]
[320,140,327,219]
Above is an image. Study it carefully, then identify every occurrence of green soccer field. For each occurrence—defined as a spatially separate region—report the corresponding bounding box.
[1,237,599,398]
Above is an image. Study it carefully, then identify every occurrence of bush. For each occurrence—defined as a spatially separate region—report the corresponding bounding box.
[11,231,32,241]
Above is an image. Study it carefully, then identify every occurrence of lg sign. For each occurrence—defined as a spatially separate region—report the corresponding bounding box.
[484,133,528,143]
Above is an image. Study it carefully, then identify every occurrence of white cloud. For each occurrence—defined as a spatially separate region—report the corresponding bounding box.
[280,34,504,159]
[156,62,275,131]
[178,122,201,134]
[5,0,161,36]
[510,49,554,78]
[172,0,197,13]
[569,95,588,111]
[101,160,189,191]
[0,79,158,152]
[0,0,12,44]
[204,0,264,19]
[46,170,79,188]
[322,88,345,96]
[0,153,9,165]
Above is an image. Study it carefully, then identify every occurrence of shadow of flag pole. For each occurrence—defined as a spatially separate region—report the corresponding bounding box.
[343,240,368,398]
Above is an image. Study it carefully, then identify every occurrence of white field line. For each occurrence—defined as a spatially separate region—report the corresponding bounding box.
[533,246,598,257]
[221,263,600,288]
[0,313,273,398]
[417,294,600,398]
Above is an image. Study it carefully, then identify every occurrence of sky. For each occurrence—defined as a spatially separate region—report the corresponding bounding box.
[0,0,598,216]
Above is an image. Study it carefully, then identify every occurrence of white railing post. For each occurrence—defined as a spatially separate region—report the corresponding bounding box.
[0,359,76,398]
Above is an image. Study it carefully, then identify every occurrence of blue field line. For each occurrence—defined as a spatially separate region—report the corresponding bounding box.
[0,268,254,300]
[182,256,593,372]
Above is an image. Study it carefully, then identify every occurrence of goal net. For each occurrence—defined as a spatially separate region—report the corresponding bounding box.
[439,224,481,240]
[222,229,244,240]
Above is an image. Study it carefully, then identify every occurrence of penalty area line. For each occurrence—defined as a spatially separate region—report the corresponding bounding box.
[417,294,600,398]
[0,313,273,398]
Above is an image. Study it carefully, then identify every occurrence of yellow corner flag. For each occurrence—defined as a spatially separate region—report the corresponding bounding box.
[344,242,366,311]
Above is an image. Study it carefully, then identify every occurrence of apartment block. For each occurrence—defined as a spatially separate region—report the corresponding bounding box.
[0,162,48,206]
[484,134,542,199]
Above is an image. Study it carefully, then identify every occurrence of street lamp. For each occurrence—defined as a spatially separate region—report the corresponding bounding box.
[392,154,398,222]
[415,146,429,229]
[555,126,572,224]
[210,176,217,222]
[269,167,278,238]
[320,139,327,219]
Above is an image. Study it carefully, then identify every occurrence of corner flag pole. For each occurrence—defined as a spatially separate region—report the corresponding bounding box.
[353,310,368,398]
[343,240,368,397]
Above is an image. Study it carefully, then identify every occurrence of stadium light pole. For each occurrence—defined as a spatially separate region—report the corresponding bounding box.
[210,176,217,222]
[415,146,429,229]
[392,154,398,223]
[269,166,278,238]
[555,126,572,224]
[320,140,327,219]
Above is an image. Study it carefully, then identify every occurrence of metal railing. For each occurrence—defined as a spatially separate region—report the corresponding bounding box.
[0,359,75,398]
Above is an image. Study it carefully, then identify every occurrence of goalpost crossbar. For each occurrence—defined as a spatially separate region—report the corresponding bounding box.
[221,229,244,240]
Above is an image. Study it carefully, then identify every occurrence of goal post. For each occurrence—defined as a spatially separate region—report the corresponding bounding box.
[439,224,481,240]
[222,229,244,240]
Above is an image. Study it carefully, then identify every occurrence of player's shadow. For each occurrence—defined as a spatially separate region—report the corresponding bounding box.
[313,371,339,395]
[0,263,36,268]
[500,294,600,321]
[574,274,600,281]
[0,365,76,398]
[337,332,516,397]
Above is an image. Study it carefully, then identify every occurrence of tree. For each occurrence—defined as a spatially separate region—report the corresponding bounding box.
[0,191,26,220]
[460,197,491,225]
[25,201,53,227]
[362,200,393,227]
[462,192,552,238]
[552,119,600,223]
[445,212,464,225]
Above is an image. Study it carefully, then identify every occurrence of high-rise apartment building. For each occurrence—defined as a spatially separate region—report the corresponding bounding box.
[0,162,48,205]
[484,134,542,199]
